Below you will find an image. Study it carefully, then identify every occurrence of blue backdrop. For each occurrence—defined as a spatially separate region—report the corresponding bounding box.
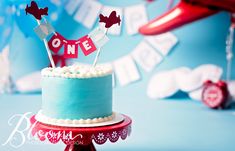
[10,0,234,82]
[2,1,235,151]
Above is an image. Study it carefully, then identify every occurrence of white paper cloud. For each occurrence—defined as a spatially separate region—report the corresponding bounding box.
[174,67,202,92]
[16,72,41,93]
[0,46,14,93]
[147,64,223,99]
[188,88,203,101]
[193,64,223,82]
[228,81,235,100]
[147,70,178,99]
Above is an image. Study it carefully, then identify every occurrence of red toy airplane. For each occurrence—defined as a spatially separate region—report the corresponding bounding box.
[99,11,121,28]
[139,0,235,35]
[25,1,48,20]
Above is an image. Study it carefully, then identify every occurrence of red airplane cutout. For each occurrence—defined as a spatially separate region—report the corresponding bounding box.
[99,11,121,28]
[25,1,48,20]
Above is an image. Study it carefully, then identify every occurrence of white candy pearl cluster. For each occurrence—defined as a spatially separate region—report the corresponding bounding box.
[41,64,113,78]
[36,110,115,125]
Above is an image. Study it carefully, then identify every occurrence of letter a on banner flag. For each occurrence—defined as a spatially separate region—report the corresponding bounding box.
[48,32,64,53]
[79,35,97,56]
[64,40,78,58]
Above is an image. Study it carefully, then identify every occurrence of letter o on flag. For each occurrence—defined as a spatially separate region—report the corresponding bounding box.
[48,33,64,53]
[52,38,61,48]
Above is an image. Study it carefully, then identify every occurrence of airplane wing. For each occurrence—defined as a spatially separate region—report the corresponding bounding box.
[109,11,117,19]
[31,1,39,10]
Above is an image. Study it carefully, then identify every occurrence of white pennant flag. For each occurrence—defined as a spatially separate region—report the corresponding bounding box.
[124,4,148,35]
[114,55,140,86]
[100,6,123,35]
[89,27,109,48]
[65,0,83,15]
[132,41,163,72]
[74,0,102,29]
[145,32,178,56]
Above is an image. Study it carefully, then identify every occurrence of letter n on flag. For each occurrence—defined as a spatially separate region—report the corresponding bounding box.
[48,32,64,53]
[79,35,97,56]
[64,40,78,58]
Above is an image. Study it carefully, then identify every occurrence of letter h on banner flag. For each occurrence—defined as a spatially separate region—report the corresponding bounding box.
[64,40,78,58]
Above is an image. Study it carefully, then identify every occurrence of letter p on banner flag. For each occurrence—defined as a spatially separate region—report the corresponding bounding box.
[48,33,64,53]
[64,40,78,58]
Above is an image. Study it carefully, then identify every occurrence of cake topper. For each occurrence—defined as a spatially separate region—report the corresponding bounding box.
[25,1,55,68]
[91,11,122,67]
[25,1,120,68]
[25,1,48,20]
[99,11,121,28]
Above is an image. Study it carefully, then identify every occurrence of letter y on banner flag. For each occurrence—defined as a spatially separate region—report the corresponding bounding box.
[64,40,78,58]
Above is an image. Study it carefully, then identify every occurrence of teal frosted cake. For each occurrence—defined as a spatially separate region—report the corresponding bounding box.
[36,64,115,125]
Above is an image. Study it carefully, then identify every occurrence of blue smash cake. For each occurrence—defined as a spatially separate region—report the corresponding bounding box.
[36,64,115,125]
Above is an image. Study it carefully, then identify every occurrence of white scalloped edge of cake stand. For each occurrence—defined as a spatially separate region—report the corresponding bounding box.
[35,111,124,128]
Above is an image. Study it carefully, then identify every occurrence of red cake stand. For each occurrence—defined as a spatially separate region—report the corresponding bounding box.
[30,115,132,151]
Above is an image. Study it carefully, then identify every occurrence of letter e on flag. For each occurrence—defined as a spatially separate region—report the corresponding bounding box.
[79,35,97,56]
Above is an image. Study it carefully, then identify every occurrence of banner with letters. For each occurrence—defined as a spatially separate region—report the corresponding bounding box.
[36,26,109,61]
[48,33,97,59]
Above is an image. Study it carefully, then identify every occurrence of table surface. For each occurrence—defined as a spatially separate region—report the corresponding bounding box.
[1,92,235,151]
